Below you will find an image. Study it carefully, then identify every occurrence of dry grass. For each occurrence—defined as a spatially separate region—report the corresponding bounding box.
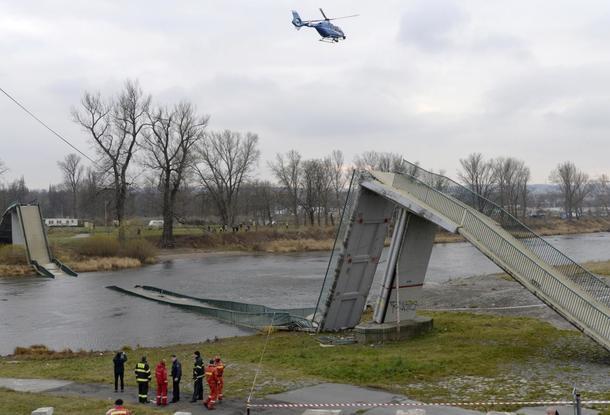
[64,235,157,260]
[68,257,142,272]
[165,226,337,252]
[0,264,32,277]
[259,238,334,253]
[0,244,28,265]
[584,260,610,277]
[12,344,93,359]
[525,217,610,236]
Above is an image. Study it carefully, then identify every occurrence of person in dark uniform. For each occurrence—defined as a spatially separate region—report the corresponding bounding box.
[112,351,128,392]
[134,356,152,403]
[190,351,204,402]
[170,354,182,403]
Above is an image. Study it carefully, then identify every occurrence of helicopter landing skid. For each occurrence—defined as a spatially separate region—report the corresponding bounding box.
[319,38,339,43]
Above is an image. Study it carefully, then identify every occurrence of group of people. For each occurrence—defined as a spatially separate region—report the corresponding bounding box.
[191,350,225,409]
[110,350,224,411]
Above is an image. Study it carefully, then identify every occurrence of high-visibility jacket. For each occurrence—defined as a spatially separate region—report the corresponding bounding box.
[105,405,132,415]
[215,359,224,378]
[135,362,151,383]
[192,357,204,380]
[205,363,218,384]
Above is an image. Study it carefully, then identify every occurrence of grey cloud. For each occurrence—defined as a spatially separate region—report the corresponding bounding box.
[397,0,466,51]
[485,64,610,117]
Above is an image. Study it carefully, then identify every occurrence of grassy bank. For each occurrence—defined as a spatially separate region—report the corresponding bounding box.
[0,389,166,415]
[1,312,608,406]
[0,236,157,277]
[2,216,610,277]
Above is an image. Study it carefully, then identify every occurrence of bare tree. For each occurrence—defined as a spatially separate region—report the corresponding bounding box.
[0,159,7,179]
[299,159,318,226]
[458,153,494,209]
[143,102,208,247]
[550,161,591,219]
[247,180,276,226]
[354,151,405,173]
[269,150,302,226]
[194,130,260,225]
[57,154,84,217]
[329,150,348,212]
[491,157,530,218]
[72,79,151,241]
[316,158,334,225]
[593,174,610,216]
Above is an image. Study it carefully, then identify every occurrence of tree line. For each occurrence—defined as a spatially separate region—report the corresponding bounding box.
[0,81,609,248]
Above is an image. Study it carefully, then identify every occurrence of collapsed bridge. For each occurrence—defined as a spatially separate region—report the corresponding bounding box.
[313,161,610,352]
[107,161,610,351]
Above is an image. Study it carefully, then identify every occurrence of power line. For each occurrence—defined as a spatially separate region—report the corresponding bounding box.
[0,86,97,164]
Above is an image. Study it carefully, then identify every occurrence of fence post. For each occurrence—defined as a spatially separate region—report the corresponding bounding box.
[575,392,582,415]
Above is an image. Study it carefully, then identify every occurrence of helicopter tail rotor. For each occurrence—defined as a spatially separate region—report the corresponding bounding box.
[291,10,303,29]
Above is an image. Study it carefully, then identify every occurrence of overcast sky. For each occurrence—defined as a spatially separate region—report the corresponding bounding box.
[2,0,610,188]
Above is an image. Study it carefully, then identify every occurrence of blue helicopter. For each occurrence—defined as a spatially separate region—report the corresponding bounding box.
[291,8,358,43]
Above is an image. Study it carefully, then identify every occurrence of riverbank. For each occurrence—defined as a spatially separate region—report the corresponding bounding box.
[0,312,608,409]
[0,236,157,277]
[2,217,610,277]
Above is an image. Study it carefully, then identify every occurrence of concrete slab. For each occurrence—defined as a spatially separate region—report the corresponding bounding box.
[268,383,405,404]
[0,378,73,393]
[267,383,486,415]
[366,405,483,415]
[516,406,598,415]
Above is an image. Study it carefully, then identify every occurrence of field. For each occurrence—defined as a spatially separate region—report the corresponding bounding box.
[1,312,608,409]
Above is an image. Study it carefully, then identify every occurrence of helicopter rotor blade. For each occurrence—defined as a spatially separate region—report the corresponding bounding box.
[319,8,329,20]
[326,14,360,21]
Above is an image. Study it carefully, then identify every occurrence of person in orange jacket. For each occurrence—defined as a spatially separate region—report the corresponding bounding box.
[155,359,168,406]
[105,398,132,415]
[214,355,224,401]
[203,359,218,410]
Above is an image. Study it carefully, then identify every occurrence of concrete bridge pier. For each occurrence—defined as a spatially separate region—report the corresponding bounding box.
[355,210,435,343]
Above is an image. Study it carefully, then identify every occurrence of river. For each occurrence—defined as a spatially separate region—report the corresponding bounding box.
[0,232,609,355]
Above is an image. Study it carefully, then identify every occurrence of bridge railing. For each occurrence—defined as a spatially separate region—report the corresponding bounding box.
[397,159,610,309]
[394,166,609,346]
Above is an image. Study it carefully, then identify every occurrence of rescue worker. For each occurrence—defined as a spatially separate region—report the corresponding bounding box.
[112,351,127,393]
[190,351,204,402]
[155,359,168,406]
[105,398,132,415]
[214,355,224,401]
[170,354,182,403]
[134,356,152,403]
[203,359,218,410]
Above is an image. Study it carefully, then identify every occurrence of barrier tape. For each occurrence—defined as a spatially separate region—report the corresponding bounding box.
[246,400,610,409]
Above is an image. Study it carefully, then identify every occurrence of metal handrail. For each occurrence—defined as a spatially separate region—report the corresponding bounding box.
[398,159,610,308]
[394,172,609,346]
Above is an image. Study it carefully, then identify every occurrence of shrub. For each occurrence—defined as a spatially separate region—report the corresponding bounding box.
[0,245,28,265]
[69,235,120,257]
[120,238,158,262]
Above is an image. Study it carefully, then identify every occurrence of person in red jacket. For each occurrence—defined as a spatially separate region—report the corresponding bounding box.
[214,355,224,401]
[203,360,218,410]
[155,360,168,406]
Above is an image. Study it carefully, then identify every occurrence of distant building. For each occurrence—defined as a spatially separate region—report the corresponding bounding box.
[44,218,79,227]
[148,219,164,228]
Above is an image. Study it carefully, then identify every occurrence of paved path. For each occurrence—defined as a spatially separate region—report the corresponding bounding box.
[0,379,598,415]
